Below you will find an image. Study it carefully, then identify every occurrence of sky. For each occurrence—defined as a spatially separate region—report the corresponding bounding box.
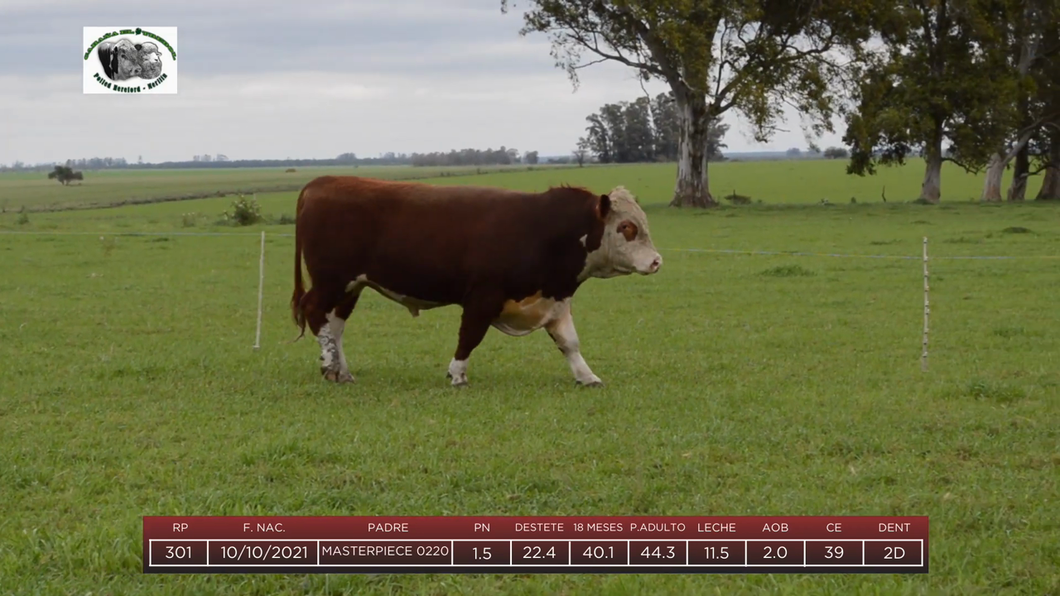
[0,0,847,165]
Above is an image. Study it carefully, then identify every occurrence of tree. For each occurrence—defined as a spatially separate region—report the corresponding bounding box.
[622,97,655,161]
[843,0,1011,203]
[584,111,614,163]
[998,2,1060,201]
[504,0,876,208]
[1036,132,1060,199]
[786,147,803,158]
[839,0,1013,201]
[975,0,1060,202]
[646,91,727,161]
[573,137,590,166]
[651,92,679,160]
[525,150,540,164]
[706,119,729,161]
[823,146,849,159]
[47,165,82,185]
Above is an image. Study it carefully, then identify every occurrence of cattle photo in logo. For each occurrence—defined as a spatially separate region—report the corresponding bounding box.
[291,177,662,387]
[97,38,162,81]
[83,27,177,94]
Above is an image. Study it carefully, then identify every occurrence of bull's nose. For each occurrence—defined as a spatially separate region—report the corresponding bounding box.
[649,255,662,273]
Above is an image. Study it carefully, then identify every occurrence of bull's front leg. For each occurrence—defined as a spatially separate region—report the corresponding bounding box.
[545,302,603,387]
[447,297,501,387]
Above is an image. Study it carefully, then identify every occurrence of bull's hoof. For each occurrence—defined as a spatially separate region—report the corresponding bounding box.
[577,378,604,388]
[446,372,469,387]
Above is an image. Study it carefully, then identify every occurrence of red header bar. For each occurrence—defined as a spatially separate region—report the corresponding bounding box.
[144,516,927,540]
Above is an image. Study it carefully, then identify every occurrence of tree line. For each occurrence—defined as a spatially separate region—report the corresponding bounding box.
[408,147,540,167]
[577,92,728,164]
[2,148,553,174]
[505,0,1060,206]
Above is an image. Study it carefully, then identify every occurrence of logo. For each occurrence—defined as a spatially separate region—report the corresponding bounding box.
[83,27,178,94]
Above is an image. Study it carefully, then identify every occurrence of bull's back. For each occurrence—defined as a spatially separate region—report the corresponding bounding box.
[296,176,539,301]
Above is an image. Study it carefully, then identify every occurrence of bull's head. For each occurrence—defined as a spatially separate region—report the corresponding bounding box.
[112,38,142,79]
[137,42,163,79]
[582,186,662,279]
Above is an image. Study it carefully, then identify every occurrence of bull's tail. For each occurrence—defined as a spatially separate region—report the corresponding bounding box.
[290,184,310,342]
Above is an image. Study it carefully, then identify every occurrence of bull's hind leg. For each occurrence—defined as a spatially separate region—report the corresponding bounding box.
[545,301,603,387]
[324,290,361,383]
[304,285,359,383]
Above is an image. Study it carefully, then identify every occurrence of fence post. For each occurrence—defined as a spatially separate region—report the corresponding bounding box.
[254,230,265,350]
[922,236,930,371]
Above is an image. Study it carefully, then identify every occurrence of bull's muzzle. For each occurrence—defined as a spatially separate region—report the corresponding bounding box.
[639,253,662,275]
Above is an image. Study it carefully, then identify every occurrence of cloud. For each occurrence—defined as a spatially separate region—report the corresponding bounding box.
[0,0,846,165]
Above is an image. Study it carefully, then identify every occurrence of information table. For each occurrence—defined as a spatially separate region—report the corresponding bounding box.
[143,516,928,574]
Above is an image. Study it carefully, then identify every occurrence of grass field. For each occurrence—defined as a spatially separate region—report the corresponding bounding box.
[0,157,1050,214]
[1,163,1059,595]
[0,164,571,212]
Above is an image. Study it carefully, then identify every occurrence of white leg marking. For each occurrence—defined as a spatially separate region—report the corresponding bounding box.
[546,303,602,387]
[447,358,468,387]
[326,311,354,383]
[317,322,338,373]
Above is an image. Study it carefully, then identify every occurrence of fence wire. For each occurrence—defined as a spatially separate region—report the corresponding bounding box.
[1,229,1058,260]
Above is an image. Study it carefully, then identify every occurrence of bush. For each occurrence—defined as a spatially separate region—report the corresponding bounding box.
[221,195,263,226]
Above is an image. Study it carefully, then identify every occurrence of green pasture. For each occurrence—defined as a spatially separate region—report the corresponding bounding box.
[0,157,1049,215]
[0,164,569,212]
[0,163,1058,595]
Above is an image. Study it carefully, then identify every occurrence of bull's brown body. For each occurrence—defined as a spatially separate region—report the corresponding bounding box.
[291,175,661,387]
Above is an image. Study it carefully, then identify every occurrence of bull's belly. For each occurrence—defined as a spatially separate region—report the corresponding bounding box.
[346,276,564,336]
[490,292,566,337]
[346,275,446,317]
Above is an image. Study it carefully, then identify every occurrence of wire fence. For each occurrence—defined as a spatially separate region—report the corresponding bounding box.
[5,227,1057,368]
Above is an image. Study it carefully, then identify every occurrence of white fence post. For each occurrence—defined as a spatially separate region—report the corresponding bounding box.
[922,236,930,372]
[254,230,265,350]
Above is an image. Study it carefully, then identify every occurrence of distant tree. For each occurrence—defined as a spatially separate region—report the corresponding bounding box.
[623,97,655,162]
[47,165,82,185]
[573,138,590,167]
[786,147,803,158]
[584,93,728,163]
[524,150,539,164]
[824,146,850,159]
[651,92,680,161]
[707,120,729,162]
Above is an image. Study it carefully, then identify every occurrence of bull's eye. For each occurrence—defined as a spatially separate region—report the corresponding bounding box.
[617,220,638,241]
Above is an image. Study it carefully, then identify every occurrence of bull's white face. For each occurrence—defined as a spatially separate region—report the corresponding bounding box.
[581,186,662,280]
[113,39,142,79]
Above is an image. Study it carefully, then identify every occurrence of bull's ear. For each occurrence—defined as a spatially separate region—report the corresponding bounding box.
[596,194,612,220]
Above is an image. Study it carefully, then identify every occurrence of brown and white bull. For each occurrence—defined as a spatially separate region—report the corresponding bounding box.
[290,176,661,387]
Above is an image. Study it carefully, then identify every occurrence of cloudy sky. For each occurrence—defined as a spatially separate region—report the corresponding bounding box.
[0,0,846,165]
